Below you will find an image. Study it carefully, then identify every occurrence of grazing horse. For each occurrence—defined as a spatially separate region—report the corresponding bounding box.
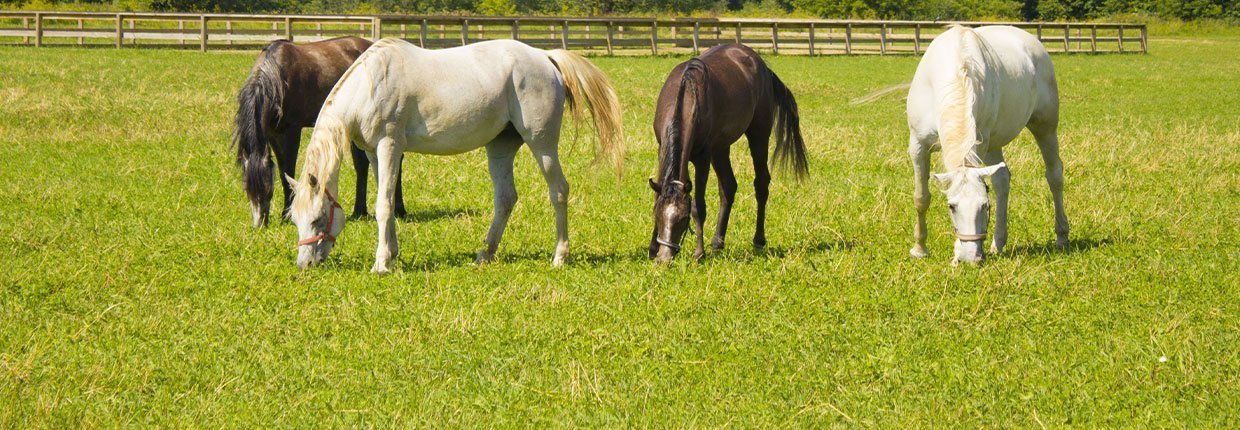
[648,44,808,264]
[906,25,1069,266]
[288,38,623,273]
[233,36,407,228]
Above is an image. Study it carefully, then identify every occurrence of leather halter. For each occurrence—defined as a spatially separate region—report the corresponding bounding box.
[296,190,343,247]
[954,230,987,241]
[655,237,681,251]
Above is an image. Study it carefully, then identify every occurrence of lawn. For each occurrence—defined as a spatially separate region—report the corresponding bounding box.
[0,31,1236,426]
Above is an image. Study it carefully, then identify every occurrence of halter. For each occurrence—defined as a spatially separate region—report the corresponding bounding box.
[954,230,987,241]
[296,189,343,247]
[655,237,681,251]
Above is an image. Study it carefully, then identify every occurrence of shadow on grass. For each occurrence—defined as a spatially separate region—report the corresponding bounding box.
[1005,237,1111,257]
[348,206,481,223]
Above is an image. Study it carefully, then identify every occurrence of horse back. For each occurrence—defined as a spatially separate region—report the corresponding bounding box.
[267,37,374,127]
[654,44,770,147]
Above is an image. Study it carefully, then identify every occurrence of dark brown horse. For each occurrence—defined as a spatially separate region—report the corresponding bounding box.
[648,44,808,263]
[234,36,406,228]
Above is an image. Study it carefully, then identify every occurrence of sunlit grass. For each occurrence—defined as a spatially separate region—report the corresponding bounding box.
[0,33,1236,426]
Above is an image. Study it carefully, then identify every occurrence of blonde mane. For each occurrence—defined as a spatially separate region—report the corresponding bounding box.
[938,25,987,170]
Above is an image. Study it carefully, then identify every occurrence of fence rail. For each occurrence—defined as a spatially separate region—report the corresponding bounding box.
[0,11,1148,55]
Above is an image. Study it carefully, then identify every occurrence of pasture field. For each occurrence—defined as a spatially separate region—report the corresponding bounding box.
[1,32,1236,426]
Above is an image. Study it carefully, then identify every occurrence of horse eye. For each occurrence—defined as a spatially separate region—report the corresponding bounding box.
[948,204,957,212]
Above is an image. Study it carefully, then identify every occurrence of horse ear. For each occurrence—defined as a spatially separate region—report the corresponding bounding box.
[971,162,1006,178]
[648,177,661,194]
[933,172,954,187]
[284,174,298,190]
[671,180,691,195]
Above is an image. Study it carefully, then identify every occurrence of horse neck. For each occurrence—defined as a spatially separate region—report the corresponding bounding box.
[658,63,706,185]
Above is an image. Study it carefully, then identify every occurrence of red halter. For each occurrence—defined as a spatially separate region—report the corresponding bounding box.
[296,190,343,247]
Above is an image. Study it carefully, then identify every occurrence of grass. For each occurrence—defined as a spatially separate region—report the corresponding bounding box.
[0,31,1236,426]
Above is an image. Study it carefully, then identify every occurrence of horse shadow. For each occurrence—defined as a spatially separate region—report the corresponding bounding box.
[348,207,481,223]
[1004,237,1111,257]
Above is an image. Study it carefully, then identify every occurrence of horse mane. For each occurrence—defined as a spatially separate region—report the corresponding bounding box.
[939,25,988,170]
[659,59,708,186]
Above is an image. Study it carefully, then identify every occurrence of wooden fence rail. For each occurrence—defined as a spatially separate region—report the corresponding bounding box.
[0,11,1148,55]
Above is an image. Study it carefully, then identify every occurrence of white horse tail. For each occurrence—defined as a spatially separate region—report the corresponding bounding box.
[939,25,987,168]
[850,82,911,105]
[545,49,625,175]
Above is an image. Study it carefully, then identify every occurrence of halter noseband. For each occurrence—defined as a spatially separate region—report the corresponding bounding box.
[296,190,343,247]
[954,230,987,241]
[655,237,681,251]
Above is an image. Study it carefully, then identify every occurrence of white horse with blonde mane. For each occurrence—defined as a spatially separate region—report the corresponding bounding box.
[288,38,623,273]
[906,25,1069,265]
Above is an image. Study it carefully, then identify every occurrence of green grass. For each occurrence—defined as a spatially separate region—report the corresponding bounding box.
[1,33,1236,426]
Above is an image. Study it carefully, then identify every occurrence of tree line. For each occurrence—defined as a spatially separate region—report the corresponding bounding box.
[6,0,1235,21]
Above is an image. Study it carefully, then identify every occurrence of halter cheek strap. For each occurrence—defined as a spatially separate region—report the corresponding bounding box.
[296,190,343,247]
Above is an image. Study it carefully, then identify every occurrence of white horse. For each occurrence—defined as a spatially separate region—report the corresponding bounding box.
[906,25,1069,265]
[287,38,624,273]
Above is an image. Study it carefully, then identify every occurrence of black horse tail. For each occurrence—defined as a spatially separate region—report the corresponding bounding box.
[769,71,809,180]
[662,59,708,184]
[233,41,286,210]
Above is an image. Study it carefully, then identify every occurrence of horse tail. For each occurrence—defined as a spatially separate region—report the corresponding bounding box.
[545,49,625,176]
[850,82,911,105]
[769,71,809,180]
[233,41,286,213]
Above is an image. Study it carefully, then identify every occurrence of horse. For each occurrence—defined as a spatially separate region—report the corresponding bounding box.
[287,38,624,273]
[906,25,1069,266]
[233,36,407,228]
[648,43,808,264]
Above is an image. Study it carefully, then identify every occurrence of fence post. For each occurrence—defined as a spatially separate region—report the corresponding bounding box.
[419,19,427,47]
[771,23,778,55]
[511,19,519,41]
[226,20,233,46]
[844,23,852,55]
[561,20,568,50]
[22,17,28,45]
[1063,23,1070,52]
[692,21,700,54]
[373,17,382,40]
[178,20,185,46]
[34,13,42,48]
[914,23,921,54]
[460,18,468,45]
[79,19,85,46]
[880,23,888,56]
[1090,25,1097,52]
[807,23,815,56]
[650,21,658,55]
[606,21,614,55]
[1118,25,1124,53]
[1140,25,1147,53]
[199,15,208,52]
[129,18,135,46]
[285,17,293,41]
[115,14,122,48]
[1036,23,1043,41]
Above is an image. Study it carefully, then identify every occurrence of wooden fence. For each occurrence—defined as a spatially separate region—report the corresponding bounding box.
[0,11,1148,55]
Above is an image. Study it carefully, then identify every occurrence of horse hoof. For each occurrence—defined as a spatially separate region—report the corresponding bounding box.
[1055,238,1069,250]
[910,247,929,259]
[989,243,1003,255]
[692,250,705,261]
[475,252,496,265]
[551,255,567,267]
[711,240,725,250]
[371,264,389,275]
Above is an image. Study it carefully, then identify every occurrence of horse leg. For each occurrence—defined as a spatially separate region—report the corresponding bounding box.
[527,139,571,267]
[747,131,772,250]
[477,136,522,265]
[690,156,710,260]
[394,159,408,219]
[709,146,738,250]
[1030,122,1069,248]
[909,135,933,258]
[984,149,1011,255]
[274,129,301,222]
[371,134,402,275]
[349,143,369,218]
